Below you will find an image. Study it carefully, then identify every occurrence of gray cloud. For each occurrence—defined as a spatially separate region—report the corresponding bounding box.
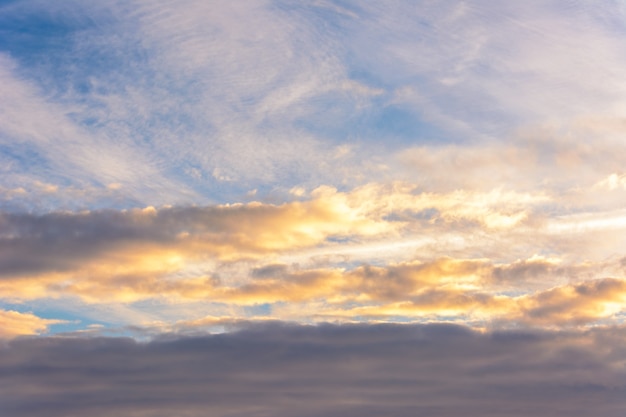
[1,323,625,417]
[3,207,626,329]
[0,204,303,276]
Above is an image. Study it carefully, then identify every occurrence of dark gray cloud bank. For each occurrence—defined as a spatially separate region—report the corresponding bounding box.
[1,323,625,417]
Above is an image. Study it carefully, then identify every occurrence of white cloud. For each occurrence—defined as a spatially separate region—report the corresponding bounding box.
[0,53,196,207]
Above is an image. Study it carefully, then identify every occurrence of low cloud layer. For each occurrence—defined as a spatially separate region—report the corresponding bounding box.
[1,323,625,417]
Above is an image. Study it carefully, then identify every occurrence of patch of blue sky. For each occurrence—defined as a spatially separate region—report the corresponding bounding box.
[73,95,211,157]
[235,181,298,205]
[274,0,361,20]
[366,104,453,146]
[0,300,89,334]
[178,153,323,206]
[359,72,514,143]
[0,3,86,58]
[292,108,362,143]
[0,189,140,214]
[291,91,455,155]
[0,3,124,87]
[324,4,533,142]
[270,0,364,51]
[0,140,126,213]
[243,303,272,317]
[188,181,245,206]
[0,4,163,144]
[0,141,46,169]
[0,301,31,314]
[0,142,63,186]
[45,318,88,335]
[274,3,461,148]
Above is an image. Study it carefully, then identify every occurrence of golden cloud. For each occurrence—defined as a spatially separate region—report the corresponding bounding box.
[4,182,625,329]
[3,236,626,331]
[1,183,552,304]
[517,278,626,326]
[0,309,63,339]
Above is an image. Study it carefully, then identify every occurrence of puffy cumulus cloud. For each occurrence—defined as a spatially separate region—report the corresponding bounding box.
[1,323,625,417]
[0,309,62,339]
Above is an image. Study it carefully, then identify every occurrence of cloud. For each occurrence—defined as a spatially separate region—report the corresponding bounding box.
[2,3,626,415]
[0,52,194,208]
[0,183,546,277]
[4,0,626,338]
[518,278,626,326]
[0,309,62,339]
[1,180,626,329]
[396,118,626,195]
[0,323,625,417]
[3,0,626,211]
[3,222,626,328]
[0,184,552,309]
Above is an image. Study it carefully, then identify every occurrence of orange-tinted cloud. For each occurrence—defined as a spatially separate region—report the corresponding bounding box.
[517,278,626,326]
[3,183,626,329]
[0,309,62,339]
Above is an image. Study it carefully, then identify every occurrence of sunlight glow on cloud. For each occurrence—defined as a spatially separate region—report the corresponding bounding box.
[2,0,626,333]
[1,183,625,330]
[2,1,626,414]
[0,309,62,338]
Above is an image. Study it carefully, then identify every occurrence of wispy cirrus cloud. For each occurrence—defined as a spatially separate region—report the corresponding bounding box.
[3,0,626,209]
[0,52,195,209]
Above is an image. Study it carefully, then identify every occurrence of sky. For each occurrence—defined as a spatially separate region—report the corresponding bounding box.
[1,0,626,415]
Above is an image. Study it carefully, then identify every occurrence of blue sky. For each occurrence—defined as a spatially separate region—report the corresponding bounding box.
[2,1,626,415]
[4,0,623,212]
